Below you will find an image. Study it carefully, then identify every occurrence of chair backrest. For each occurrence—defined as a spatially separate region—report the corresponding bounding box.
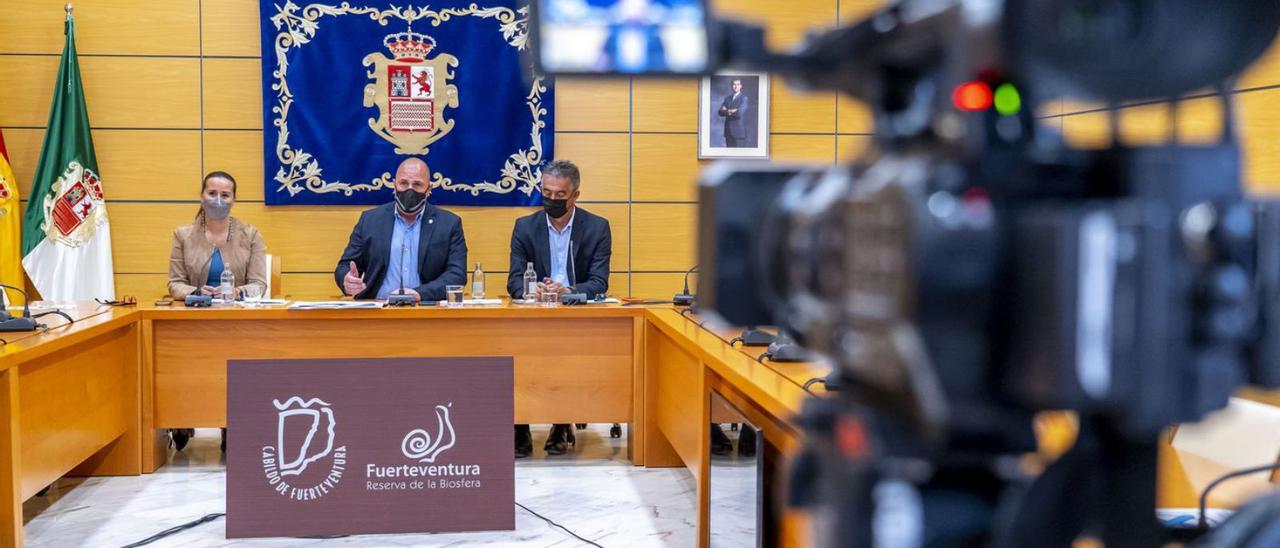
[266,253,283,298]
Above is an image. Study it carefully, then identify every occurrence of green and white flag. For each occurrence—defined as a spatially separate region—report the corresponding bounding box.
[21,10,114,301]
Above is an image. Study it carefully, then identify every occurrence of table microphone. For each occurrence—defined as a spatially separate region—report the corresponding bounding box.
[0,283,37,332]
[184,294,213,307]
[738,326,776,346]
[673,265,697,306]
[765,330,812,362]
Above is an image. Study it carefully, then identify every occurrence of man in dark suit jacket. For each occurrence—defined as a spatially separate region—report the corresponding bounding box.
[507,159,612,457]
[335,158,467,302]
[717,78,750,147]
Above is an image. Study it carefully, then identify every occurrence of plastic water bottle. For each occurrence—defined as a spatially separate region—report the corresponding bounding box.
[523,262,537,304]
[472,262,485,300]
[220,269,235,303]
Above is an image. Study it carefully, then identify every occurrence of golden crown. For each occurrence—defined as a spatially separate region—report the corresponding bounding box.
[384,30,436,61]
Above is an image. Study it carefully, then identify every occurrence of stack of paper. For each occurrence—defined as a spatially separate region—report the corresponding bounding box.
[435,299,504,306]
[288,301,385,310]
[248,299,290,306]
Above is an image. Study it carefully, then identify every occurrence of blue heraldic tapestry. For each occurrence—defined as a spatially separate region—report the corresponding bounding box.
[260,1,553,206]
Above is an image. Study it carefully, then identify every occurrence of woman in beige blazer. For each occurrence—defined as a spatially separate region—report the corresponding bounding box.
[167,171,267,453]
[167,171,268,300]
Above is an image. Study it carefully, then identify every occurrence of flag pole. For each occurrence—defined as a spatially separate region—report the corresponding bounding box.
[22,0,116,301]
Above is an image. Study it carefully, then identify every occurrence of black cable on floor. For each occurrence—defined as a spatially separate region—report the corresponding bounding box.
[113,501,609,546]
[118,501,604,546]
[516,501,604,547]
[119,512,224,548]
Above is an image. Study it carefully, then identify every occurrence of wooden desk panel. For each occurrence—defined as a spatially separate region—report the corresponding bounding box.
[18,325,141,498]
[644,321,705,472]
[644,310,825,547]
[151,315,636,427]
[0,310,142,548]
[645,310,817,423]
[1,370,20,547]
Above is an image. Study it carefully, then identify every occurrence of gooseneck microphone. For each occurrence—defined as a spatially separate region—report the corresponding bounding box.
[0,283,37,332]
[387,243,416,307]
[674,265,697,306]
[568,239,576,287]
[562,239,588,305]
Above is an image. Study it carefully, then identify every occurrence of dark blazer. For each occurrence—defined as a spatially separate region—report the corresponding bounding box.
[718,92,750,140]
[334,202,467,301]
[506,208,611,299]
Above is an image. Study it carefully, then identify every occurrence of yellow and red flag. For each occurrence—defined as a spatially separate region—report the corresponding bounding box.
[0,129,22,306]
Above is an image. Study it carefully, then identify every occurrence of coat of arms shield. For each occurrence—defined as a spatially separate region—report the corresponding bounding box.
[364,29,459,155]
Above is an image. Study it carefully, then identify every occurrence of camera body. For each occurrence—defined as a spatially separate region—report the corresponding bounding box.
[697,100,1280,548]
[703,140,1280,438]
[531,0,1280,544]
[696,0,1280,446]
[692,2,1280,544]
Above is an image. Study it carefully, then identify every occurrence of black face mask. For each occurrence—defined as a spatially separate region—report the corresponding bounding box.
[543,196,569,219]
[395,188,427,214]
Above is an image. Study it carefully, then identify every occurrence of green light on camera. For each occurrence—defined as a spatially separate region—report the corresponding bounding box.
[994,83,1022,116]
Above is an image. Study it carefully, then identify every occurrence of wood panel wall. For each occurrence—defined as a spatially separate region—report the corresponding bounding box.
[2,0,1278,299]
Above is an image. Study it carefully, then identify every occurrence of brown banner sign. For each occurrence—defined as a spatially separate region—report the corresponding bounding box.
[226,357,515,538]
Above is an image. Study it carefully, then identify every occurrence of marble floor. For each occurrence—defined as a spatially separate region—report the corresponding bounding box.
[22,425,702,547]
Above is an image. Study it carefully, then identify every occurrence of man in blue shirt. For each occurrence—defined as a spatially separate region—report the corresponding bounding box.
[507,160,613,457]
[335,158,467,302]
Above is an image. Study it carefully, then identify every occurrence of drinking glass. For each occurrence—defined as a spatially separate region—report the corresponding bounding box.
[241,285,263,307]
[446,285,465,307]
[540,288,561,308]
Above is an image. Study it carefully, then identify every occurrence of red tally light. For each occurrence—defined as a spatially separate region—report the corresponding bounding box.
[962,186,990,204]
[952,81,993,111]
[835,416,870,458]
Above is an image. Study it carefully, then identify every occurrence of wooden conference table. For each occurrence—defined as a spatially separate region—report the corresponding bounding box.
[0,301,827,547]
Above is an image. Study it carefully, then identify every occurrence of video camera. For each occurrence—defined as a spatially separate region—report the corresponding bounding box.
[533,0,1280,545]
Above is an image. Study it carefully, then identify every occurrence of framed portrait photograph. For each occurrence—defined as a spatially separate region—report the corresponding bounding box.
[699,71,769,159]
